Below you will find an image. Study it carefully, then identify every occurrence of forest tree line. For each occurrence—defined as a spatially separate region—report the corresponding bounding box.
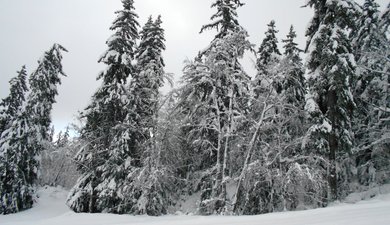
[0,0,389,216]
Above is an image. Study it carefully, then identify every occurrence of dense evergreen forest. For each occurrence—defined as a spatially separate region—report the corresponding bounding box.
[1,0,389,216]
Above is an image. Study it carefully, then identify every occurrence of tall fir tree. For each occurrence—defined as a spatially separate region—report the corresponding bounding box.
[0,44,66,214]
[67,0,139,213]
[121,14,171,216]
[0,107,34,214]
[133,15,166,141]
[0,66,29,214]
[304,0,359,200]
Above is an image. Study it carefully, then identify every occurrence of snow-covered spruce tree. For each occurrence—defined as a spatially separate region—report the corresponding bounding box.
[254,20,282,97]
[178,28,252,215]
[67,0,139,213]
[0,44,67,214]
[304,0,358,200]
[0,107,35,214]
[0,66,28,137]
[118,15,173,216]
[0,67,29,214]
[351,0,390,187]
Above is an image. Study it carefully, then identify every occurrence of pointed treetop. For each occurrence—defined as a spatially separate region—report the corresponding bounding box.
[0,65,29,135]
[282,25,302,57]
[99,0,139,80]
[200,0,245,39]
[257,20,281,69]
[30,43,67,91]
[152,15,166,55]
[136,15,166,71]
[1,65,29,110]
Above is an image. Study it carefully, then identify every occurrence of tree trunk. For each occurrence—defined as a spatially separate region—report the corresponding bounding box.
[233,101,272,213]
[213,92,224,199]
[222,87,234,201]
[89,173,97,213]
[328,90,338,201]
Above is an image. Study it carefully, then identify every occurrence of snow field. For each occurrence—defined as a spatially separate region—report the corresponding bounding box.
[1,185,390,225]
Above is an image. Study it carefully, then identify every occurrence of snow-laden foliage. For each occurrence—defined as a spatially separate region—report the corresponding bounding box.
[2,0,387,218]
[305,0,359,200]
[0,66,28,137]
[39,127,79,189]
[0,108,35,214]
[178,29,252,214]
[256,20,281,77]
[232,27,327,214]
[67,0,139,213]
[119,14,174,216]
[68,3,172,214]
[0,44,66,214]
[351,0,390,189]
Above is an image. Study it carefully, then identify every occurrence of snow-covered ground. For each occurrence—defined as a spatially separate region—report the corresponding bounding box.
[2,186,390,225]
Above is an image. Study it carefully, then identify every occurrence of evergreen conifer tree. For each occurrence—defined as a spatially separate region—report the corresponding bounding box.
[120,14,171,216]
[304,0,358,200]
[0,108,35,214]
[0,66,29,214]
[67,0,139,213]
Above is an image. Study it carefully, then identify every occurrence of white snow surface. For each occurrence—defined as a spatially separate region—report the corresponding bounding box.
[2,185,390,225]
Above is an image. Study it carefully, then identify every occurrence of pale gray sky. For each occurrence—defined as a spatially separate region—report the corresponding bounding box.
[0,0,387,132]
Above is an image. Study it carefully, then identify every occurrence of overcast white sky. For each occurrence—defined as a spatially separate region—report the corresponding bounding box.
[0,0,388,132]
